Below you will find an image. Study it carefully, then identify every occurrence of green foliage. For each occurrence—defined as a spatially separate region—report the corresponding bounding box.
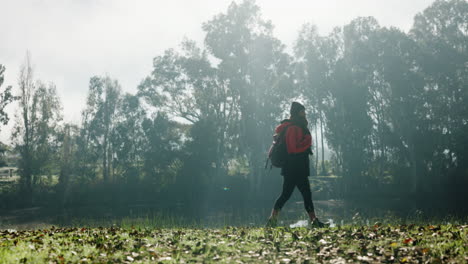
[112,94,146,184]
[202,0,294,194]
[0,65,17,130]
[2,0,468,213]
[80,76,122,183]
[141,113,182,189]
[11,54,63,203]
[0,225,467,263]
[292,0,468,197]
[0,65,17,167]
[0,142,13,168]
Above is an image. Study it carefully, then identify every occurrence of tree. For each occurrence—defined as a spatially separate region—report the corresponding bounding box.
[410,0,468,192]
[13,53,63,202]
[56,123,79,206]
[112,94,146,184]
[81,76,121,183]
[31,82,63,181]
[0,64,17,167]
[371,27,427,193]
[13,54,36,199]
[138,40,239,194]
[138,1,294,201]
[0,64,16,131]
[140,113,182,191]
[202,0,293,192]
[313,18,379,195]
[294,24,341,176]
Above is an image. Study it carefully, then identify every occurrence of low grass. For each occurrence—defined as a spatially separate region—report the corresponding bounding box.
[0,223,467,263]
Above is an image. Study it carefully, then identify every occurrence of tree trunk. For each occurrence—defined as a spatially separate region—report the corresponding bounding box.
[320,111,327,175]
[58,128,72,207]
[409,143,419,194]
[314,118,319,176]
[103,137,108,182]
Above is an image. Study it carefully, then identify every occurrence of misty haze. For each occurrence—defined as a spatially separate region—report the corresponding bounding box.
[0,0,467,263]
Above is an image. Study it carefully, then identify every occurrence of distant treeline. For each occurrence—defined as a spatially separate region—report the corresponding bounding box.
[0,0,466,213]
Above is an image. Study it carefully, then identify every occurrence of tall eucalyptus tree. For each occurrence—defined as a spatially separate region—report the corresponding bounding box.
[81,76,121,183]
[13,54,63,202]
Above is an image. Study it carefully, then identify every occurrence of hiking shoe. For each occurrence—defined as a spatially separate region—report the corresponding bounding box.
[310,218,329,228]
[265,218,278,228]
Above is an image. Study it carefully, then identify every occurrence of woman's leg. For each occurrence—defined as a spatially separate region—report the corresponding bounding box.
[296,176,315,218]
[272,175,296,214]
[267,176,296,227]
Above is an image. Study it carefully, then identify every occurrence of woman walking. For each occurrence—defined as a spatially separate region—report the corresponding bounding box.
[267,102,326,228]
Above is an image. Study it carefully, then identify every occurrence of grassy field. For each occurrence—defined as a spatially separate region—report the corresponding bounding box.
[0,224,467,263]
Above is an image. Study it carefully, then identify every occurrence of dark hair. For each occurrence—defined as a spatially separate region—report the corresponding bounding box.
[290,102,305,117]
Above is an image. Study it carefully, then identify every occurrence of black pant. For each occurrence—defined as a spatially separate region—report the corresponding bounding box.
[273,175,315,213]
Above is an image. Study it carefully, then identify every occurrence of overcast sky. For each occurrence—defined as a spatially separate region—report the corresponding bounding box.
[1,0,435,142]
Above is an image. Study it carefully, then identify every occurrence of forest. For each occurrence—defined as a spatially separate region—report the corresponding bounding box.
[0,0,467,225]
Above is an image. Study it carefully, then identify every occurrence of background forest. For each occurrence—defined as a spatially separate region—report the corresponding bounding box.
[0,0,467,224]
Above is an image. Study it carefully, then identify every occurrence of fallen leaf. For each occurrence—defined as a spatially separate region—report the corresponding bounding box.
[403,238,413,244]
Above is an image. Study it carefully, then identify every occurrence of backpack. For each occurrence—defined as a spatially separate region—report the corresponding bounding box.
[266,124,291,169]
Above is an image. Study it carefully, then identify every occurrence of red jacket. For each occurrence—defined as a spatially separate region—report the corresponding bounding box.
[275,121,312,154]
